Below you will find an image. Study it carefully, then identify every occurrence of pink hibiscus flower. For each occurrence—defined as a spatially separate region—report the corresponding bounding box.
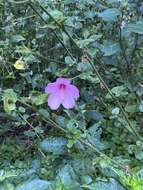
[45,78,79,110]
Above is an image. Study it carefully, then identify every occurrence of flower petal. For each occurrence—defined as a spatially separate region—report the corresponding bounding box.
[56,78,71,85]
[48,94,62,110]
[59,89,65,100]
[45,82,58,94]
[67,84,79,99]
[62,95,75,109]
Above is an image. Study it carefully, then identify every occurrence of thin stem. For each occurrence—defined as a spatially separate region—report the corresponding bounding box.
[17,97,124,169]
[18,113,43,140]
[28,2,75,61]
[130,3,139,67]
[37,4,143,141]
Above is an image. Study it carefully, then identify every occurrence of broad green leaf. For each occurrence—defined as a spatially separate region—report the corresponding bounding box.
[49,10,65,23]
[56,164,81,190]
[65,56,75,65]
[80,175,92,185]
[100,41,120,56]
[39,108,50,119]
[87,123,105,150]
[40,137,67,155]
[77,61,92,72]
[98,8,121,22]
[85,110,103,121]
[111,86,127,96]
[86,178,126,190]
[11,35,25,43]
[77,35,102,48]
[126,21,143,34]
[30,91,47,105]
[3,89,17,114]
[106,85,128,98]
[125,105,138,113]
[16,179,54,190]
[135,149,143,160]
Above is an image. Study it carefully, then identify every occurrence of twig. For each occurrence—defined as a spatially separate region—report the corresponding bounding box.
[35,3,143,141]
[17,97,124,169]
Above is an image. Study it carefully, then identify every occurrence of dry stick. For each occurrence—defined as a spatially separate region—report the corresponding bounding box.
[35,4,143,141]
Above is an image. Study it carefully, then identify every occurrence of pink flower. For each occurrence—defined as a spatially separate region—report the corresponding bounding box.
[45,78,79,110]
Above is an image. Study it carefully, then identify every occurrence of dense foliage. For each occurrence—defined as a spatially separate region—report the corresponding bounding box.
[0,0,143,189]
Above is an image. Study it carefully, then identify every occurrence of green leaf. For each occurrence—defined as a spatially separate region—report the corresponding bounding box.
[49,10,65,23]
[126,21,143,34]
[98,8,121,22]
[30,91,47,105]
[139,101,143,112]
[0,40,9,48]
[106,85,128,99]
[77,61,92,72]
[65,56,75,65]
[11,35,25,43]
[39,108,50,119]
[16,179,54,190]
[85,110,103,121]
[40,137,67,155]
[87,178,126,190]
[77,35,102,48]
[0,181,14,190]
[100,41,120,56]
[3,89,17,114]
[125,105,138,113]
[56,164,80,190]
[87,123,105,150]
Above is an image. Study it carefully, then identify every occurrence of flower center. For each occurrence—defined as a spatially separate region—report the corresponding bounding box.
[59,83,66,90]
